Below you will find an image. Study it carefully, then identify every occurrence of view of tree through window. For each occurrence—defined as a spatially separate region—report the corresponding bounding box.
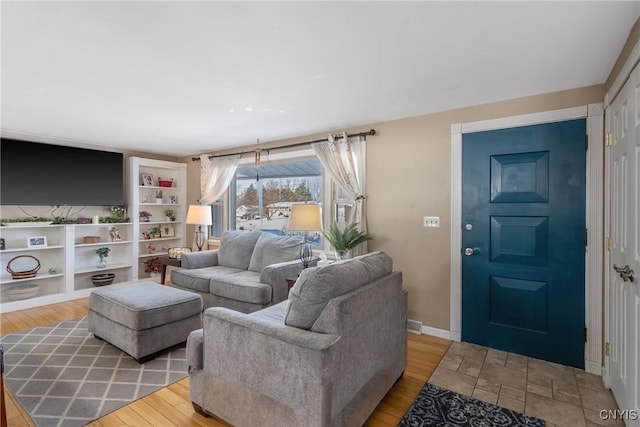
[231,159,322,234]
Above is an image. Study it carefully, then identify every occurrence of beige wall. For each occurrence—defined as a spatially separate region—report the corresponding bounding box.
[606,16,640,92]
[186,84,604,331]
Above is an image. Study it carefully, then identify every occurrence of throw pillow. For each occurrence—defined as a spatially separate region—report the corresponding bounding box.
[217,230,262,270]
[248,233,301,272]
[284,251,393,329]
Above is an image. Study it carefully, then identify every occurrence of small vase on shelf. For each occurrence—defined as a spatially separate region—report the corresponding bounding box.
[95,247,110,269]
[97,255,107,269]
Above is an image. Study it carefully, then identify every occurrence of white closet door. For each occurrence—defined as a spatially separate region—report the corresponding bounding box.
[608,60,640,425]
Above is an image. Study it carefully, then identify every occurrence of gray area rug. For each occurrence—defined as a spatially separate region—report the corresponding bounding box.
[399,382,545,426]
[1,317,188,427]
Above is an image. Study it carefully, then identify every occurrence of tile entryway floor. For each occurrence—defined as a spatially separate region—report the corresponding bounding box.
[429,342,622,427]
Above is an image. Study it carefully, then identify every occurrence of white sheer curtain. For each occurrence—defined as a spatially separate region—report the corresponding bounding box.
[199,154,240,204]
[312,133,368,256]
[194,154,240,249]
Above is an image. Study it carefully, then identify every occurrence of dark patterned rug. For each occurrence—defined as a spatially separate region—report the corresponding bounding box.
[399,382,545,426]
[1,317,188,427]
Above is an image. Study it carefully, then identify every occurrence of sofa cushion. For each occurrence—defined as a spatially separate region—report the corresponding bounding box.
[218,231,262,269]
[248,233,301,272]
[284,251,392,329]
[171,266,244,293]
[210,270,272,304]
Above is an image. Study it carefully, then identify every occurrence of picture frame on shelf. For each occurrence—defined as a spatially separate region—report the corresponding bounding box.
[141,173,154,186]
[161,224,175,237]
[27,236,47,248]
[168,195,178,204]
[0,238,5,250]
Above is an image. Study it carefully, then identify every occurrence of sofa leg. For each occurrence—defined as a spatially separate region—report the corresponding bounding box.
[192,402,211,418]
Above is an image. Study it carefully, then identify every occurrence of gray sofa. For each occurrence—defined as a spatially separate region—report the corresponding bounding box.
[186,251,407,426]
[170,230,306,313]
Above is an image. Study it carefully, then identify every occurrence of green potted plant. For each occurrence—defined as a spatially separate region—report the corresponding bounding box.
[95,247,111,268]
[149,226,162,238]
[322,222,373,260]
[163,208,176,222]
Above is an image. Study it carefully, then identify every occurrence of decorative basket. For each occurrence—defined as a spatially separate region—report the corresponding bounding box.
[7,255,41,279]
[7,284,40,300]
[168,247,191,259]
[91,273,115,286]
[158,178,174,188]
[83,236,100,244]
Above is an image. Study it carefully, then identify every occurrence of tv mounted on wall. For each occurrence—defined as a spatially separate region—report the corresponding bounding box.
[1,138,125,206]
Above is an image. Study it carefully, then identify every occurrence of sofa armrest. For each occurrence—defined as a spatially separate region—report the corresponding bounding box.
[186,328,204,373]
[180,250,219,269]
[260,258,319,303]
[259,259,304,303]
[204,307,339,350]
[197,307,341,421]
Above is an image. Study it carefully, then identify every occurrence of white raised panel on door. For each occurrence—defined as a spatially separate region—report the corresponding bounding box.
[607,60,640,426]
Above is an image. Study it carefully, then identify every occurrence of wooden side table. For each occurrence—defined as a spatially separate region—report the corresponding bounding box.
[286,277,297,292]
[159,256,181,285]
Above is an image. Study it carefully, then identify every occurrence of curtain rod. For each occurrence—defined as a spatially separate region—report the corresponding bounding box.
[191,129,376,161]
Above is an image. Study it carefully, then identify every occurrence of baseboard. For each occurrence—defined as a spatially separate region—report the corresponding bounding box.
[420,325,451,340]
[585,360,602,375]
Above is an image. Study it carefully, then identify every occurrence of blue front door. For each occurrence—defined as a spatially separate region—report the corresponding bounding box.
[462,119,586,368]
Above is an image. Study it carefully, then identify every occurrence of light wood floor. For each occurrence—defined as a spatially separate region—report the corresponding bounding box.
[1,298,450,427]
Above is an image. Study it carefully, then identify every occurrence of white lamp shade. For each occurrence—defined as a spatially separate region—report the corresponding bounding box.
[288,204,322,232]
[186,205,213,225]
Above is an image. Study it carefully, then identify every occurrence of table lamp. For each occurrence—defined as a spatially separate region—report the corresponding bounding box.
[288,204,322,268]
[186,205,212,251]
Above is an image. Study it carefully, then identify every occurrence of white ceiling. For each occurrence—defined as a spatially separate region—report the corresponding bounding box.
[1,1,638,157]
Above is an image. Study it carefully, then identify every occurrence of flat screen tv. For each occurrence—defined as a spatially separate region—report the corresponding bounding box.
[1,138,124,206]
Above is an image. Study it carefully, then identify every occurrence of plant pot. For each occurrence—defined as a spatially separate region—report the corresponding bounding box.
[96,256,107,268]
[335,250,349,261]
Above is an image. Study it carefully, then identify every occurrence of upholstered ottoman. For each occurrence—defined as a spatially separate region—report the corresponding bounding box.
[88,281,203,362]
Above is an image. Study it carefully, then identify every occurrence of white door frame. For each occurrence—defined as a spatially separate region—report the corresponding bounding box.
[603,37,640,388]
[450,104,605,374]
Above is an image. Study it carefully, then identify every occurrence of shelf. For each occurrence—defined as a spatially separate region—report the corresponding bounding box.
[0,273,64,285]
[139,252,169,258]
[140,237,181,243]
[0,245,65,253]
[75,222,132,227]
[139,203,182,207]
[75,263,132,275]
[139,221,181,225]
[75,240,132,248]
[0,223,62,229]
[138,185,182,190]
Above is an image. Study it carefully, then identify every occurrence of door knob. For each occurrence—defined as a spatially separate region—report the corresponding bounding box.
[613,264,635,283]
[464,247,479,256]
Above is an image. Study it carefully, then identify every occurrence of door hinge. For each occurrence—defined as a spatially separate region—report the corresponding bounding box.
[606,237,612,251]
[585,134,589,150]
[605,342,610,356]
[585,229,588,246]
[606,132,613,146]
[584,327,588,343]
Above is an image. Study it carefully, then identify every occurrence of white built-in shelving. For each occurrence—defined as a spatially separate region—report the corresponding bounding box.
[0,222,133,311]
[128,157,187,280]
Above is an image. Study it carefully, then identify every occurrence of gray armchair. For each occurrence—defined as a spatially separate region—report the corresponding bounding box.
[186,251,407,426]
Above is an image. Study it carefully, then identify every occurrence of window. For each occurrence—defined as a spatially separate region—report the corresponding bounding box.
[229,158,323,237]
